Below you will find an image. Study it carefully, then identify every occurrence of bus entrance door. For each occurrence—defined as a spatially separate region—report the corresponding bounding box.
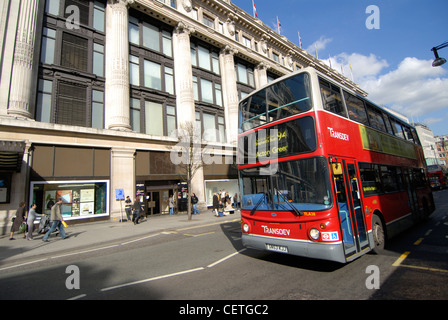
[332,159,369,259]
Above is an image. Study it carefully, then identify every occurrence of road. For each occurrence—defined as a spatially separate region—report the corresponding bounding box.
[0,189,447,304]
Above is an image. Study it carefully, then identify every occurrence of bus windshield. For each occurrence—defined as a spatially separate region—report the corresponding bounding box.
[239,73,312,132]
[240,157,333,212]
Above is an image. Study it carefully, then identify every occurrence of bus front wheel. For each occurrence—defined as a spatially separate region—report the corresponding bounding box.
[371,214,385,254]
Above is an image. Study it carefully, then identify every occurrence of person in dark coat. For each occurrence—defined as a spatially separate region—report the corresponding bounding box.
[9,201,26,240]
[212,192,219,216]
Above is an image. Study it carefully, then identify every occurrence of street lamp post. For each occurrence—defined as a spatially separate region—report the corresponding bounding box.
[431,41,448,67]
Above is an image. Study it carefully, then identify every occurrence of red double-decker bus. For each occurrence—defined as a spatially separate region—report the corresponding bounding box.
[238,67,435,263]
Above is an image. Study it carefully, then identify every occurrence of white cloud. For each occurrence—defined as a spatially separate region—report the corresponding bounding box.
[324,53,448,123]
[360,57,448,118]
[306,36,332,56]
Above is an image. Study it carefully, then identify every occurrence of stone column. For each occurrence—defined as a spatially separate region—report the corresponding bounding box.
[104,0,133,131]
[255,62,269,89]
[220,45,239,145]
[7,0,40,119]
[110,148,135,220]
[172,21,196,126]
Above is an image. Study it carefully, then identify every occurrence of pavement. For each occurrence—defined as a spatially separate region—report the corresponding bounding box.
[0,210,241,268]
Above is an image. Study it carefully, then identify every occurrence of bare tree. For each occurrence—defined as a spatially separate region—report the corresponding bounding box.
[169,121,204,221]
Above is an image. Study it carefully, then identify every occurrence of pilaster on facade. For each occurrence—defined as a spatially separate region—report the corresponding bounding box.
[220,45,239,145]
[7,0,41,119]
[104,0,134,131]
[173,21,196,126]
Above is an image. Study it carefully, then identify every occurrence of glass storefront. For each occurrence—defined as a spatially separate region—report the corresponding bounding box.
[30,180,109,220]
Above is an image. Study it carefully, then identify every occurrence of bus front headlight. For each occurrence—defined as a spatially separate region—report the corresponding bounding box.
[309,228,320,241]
[242,223,250,233]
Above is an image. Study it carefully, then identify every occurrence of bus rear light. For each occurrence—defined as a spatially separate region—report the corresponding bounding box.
[310,228,320,241]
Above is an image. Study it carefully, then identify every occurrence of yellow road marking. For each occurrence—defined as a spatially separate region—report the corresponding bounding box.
[413,238,424,246]
[392,251,410,267]
[398,264,448,274]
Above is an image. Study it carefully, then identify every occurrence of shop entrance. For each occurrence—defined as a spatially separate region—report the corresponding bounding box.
[147,190,171,215]
[144,183,177,216]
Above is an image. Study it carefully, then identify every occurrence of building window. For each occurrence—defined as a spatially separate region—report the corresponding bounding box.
[129,14,172,58]
[131,99,177,136]
[36,79,53,123]
[93,1,105,32]
[203,14,215,28]
[38,0,106,129]
[144,101,176,137]
[235,62,255,87]
[30,180,109,219]
[144,60,162,90]
[129,55,140,86]
[40,27,56,64]
[56,82,87,126]
[130,98,141,133]
[45,0,60,16]
[196,111,226,143]
[91,90,104,129]
[191,43,220,75]
[61,33,88,72]
[93,43,104,77]
[193,76,223,106]
[242,36,251,49]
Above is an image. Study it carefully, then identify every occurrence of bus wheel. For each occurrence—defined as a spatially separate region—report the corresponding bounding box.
[372,214,385,254]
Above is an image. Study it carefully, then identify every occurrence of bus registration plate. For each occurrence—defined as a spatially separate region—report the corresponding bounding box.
[266,244,288,253]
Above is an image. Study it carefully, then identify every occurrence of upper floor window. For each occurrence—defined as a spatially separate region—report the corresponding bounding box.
[235,62,255,87]
[128,14,173,58]
[191,43,220,75]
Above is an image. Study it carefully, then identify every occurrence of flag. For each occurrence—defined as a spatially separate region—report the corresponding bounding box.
[314,43,318,59]
[328,55,332,68]
[277,16,281,34]
[252,0,258,18]
[298,31,302,48]
[349,63,354,81]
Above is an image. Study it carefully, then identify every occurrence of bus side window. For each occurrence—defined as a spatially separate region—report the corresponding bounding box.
[343,91,369,125]
[366,103,387,132]
[319,78,347,118]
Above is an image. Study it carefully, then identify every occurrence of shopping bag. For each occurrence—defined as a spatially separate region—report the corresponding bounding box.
[61,221,68,228]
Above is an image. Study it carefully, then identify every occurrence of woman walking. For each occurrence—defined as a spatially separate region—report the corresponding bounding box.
[26,203,41,240]
[9,201,26,240]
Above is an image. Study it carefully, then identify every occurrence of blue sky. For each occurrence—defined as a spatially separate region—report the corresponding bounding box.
[233,0,448,136]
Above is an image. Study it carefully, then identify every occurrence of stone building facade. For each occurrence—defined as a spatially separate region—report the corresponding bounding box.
[0,0,365,233]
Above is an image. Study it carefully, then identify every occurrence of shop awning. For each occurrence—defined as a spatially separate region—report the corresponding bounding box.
[0,140,26,172]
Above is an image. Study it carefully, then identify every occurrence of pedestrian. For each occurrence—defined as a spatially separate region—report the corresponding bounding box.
[191,193,199,215]
[9,201,26,240]
[218,200,224,217]
[132,197,141,224]
[125,196,132,221]
[169,195,175,215]
[233,193,239,210]
[26,203,42,240]
[42,198,67,242]
[213,192,219,216]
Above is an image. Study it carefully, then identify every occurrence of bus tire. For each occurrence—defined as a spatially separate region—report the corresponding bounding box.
[371,214,385,254]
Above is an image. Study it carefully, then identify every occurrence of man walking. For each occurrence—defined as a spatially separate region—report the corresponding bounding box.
[42,198,67,242]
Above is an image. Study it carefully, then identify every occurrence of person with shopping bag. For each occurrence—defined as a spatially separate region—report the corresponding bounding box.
[42,198,68,242]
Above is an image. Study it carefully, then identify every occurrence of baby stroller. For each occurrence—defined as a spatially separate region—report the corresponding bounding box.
[37,214,51,234]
